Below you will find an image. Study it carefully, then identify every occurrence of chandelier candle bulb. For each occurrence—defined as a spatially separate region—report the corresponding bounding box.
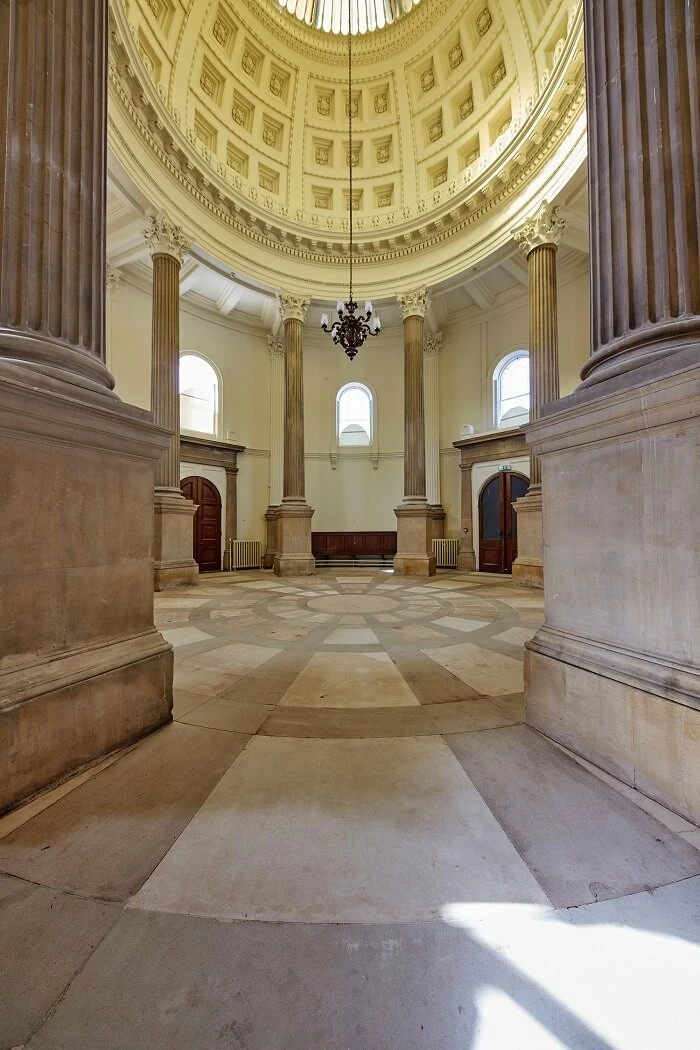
[365,300,373,314]
[321,312,329,327]
[337,300,344,314]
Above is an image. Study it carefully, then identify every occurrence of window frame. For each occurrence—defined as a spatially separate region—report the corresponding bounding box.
[336,381,374,448]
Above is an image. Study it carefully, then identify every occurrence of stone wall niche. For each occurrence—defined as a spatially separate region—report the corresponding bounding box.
[524,0,700,822]
[0,1,173,814]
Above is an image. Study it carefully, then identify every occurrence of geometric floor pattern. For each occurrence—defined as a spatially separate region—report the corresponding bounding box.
[2,570,700,1048]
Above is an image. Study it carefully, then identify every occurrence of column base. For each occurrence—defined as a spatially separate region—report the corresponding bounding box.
[511,487,544,588]
[0,366,174,814]
[457,550,476,571]
[524,356,700,823]
[153,489,199,591]
[273,500,315,577]
[264,506,281,569]
[393,500,437,577]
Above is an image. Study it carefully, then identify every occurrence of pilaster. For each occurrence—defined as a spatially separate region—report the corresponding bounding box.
[265,334,285,567]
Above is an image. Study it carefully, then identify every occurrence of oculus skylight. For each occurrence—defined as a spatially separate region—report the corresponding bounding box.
[276,0,421,34]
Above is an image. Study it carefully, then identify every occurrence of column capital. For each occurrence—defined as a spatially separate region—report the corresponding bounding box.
[424,332,443,356]
[106,265,122,294]
[278,294,310,324]
[397,288,430,321]
[513,202,566,258]
[143,211,190,263]
[267,335,286,358]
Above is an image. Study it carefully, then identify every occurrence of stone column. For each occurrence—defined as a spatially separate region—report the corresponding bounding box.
[0,0,172,812]
[424,332,446,543]
[394,289,436,576]
[524,2,700,822]
[264,335,285,568]
[144,212,198,590]
[106,266,121,370]
[510,202,565,588]
[273,295,315,576]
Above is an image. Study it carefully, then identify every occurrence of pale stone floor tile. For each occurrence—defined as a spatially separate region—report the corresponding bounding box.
[160,626,214,647]
[431,616,491,633]
[130,736,548,923]
[188,642,282,675]
[172,665,237,698]
[679,829,700,850]
[323,628,379,645]
[494,625,538,646]
[279,652,420,708]
[374,612,402,623]
[171,688,210,719]
[423,641,524,696]
[306,612,335,623]
[178,698,274,735]
[339,614,367,624]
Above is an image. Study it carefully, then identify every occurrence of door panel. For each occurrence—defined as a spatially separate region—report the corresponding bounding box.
[181,476,221,572]
[478,471,529,574]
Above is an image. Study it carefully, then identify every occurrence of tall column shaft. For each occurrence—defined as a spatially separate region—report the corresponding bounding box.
[403,314,426,500]
[150,252,181,489]
[283,317,305,500]
[582,0,700,386]
[268,337,285,507]
[527,242,560,485]
[0,0,113,395]
[423,333,442,506]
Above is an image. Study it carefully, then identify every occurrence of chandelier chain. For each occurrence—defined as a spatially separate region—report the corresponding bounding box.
[348,13,353,301]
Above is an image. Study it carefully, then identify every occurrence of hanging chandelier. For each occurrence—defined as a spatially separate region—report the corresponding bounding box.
[320,15,381,361]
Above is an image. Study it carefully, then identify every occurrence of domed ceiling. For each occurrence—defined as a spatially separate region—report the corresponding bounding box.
[107,0,586,298]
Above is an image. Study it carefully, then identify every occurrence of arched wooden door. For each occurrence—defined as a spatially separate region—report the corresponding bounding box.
[181,476,221,572]
[478,471,529,573]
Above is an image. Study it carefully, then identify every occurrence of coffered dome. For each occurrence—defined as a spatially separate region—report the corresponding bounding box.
[107,0,586,298]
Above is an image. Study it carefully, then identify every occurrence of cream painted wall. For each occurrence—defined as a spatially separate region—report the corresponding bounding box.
[303,326,405,532]
[110,277,272,546]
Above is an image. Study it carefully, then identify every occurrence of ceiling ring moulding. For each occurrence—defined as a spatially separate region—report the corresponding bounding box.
[107,1,586,295]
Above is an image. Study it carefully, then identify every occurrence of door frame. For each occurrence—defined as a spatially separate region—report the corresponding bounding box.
[181,475,222,572]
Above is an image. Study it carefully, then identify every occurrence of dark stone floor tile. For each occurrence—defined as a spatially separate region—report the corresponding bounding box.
[0,874,119,1049]
[390,651,482,703]
[446,725,700,907]
[214,650,312,705]
[0,724,249,901]
[25,908,614,1050]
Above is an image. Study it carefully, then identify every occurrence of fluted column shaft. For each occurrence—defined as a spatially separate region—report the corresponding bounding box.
[424,333,442,505]
[0,0,113,395]
[527,243,560,485]
[268,337,285,506]
[282,315,306,501]
[402,314,427,500]
[582,0,700,386]
[150,253,182,490]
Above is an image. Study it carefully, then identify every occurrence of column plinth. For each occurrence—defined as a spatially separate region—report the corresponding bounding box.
[144,215,198,590]
[524,2,700,823]
[273,296,315,577]
[394,290,436,577]
[0,0,173,813]
[511,205,564,588]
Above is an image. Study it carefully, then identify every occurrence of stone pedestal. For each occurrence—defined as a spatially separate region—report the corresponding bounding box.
[510,487,543,587]
[0,0,172,813]
[525,0,700,822]
[394,290,436,577]
[264,506,281,569]
[153,490,199,591]
[394,501,437,577]
[274,297,315,577]
[273,501,316,577]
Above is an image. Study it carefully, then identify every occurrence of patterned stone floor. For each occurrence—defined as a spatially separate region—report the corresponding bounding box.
[2,570,700,1049]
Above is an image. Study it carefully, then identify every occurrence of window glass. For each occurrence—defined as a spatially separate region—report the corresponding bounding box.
[337,383,372,446]
[495,353,530,428]
[180,354,218,436]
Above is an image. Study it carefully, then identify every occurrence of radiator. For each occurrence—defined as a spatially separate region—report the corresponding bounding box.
[230,540,262,570]
[432,538,459,568]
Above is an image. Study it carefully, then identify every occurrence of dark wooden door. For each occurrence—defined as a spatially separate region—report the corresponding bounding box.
[181,476,221,572]
[478,472,529,573]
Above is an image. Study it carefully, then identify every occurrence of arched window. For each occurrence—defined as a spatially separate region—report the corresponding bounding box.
[180,354,219,436]
[494,351,530,429]
[337,382,373,446]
